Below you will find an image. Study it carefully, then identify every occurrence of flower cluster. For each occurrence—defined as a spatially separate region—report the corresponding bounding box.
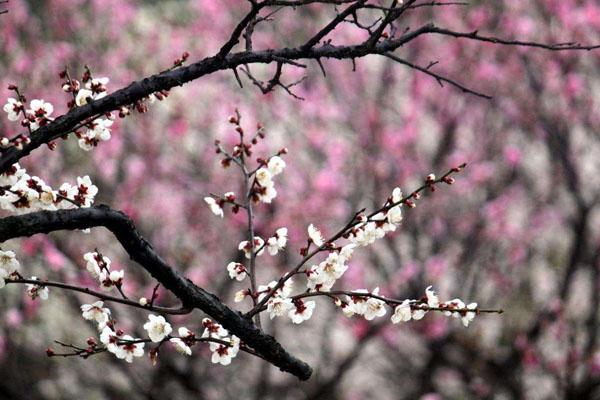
[349,187,403,247]
[201,318,240,365]
[99,327,145,363]
[306,243,356,291]
[388,286,479,327]
[25,276,49,300]
[253,155,286,203]
[83,251,124,292]
[81,301,111,330]
[339,288,387,320]
[0,164,98,213]
[0,250,19,288]
[58,68,114,151]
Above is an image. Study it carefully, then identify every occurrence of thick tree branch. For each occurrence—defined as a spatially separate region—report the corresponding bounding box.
[1,22,597,173]
[0,205,312,380]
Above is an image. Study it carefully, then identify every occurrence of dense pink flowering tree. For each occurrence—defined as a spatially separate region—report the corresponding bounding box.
[0,1,599,398]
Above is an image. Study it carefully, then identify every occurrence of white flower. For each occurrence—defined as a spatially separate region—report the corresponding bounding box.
[0,268,9,289]
[255,168,273,187]
[204,197,224,218]
[170,338,192,355]
[412,308,427,320]
[3,98,22,121]
[178,327,194,338]
[29,99,54,117]
[100,326,120,354]
[347,289,369,315]
[392,187,403,203]
[75,89,94,106]
[462,303,478,327]
[267,156,286,175]
[257,180,277,203]
[234,289,248,303]
[363,288,387,320]
[387,205,403,225]
[288,300,315,324]
[25,276,48,300]
[75,176,98,207]
[238,236,265,259]
[143,314,173,343]
[0,250,20,275]
[201,318,228,338]
[109,270,124,284]
[391,300,413,323]
[266,227,288,255]
[308,224,324,247]
[339,244,356,262]
[425,286,439,308]
[0,163,26,186]
[267,297,294,319]
[227,262,247,281]
[442,299,465,318]
[83,252,108,277]
[115,335,144,363]
[211,341,238,365]
[81,301,111,330]
[90,118,113,141]
[349,221,386,247]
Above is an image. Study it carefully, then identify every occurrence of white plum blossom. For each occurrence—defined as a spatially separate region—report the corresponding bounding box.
[204,197,224,218]
[306,247,353,291]
[267,156,286,175]
[75,88,94,106]
[201,318,228,339]
[0,163,26,187]
[392,187,403,203]
[143,314,173,343]
[391,300,413,324]
[3,98,22,121]
[308,224,324,247]
[0,250,20,285]
[227,262,247,281]
[178,327,194,338]
[80,301,111,330]
[347,289,369,316]
[288,300,316,324]
[238,236,265,259]
[0,269,8,289]
[29,99,54,117]
[425,285,439,308]
[442,298,465,318]
[255,168,273,187]
[257,278,293,302]
[25,276,48,300]
[267,297,294,319]
[115,335,145,363]
[363,288,387,320]
[77,118,114,151]
[210,336,240,366]
[461,303,478,327]
[257,180,277,203]
[234,289,248,303]
[100,326,120,354]
[170,338,192,355]
[83,252,110,278]
[266,227,288,255]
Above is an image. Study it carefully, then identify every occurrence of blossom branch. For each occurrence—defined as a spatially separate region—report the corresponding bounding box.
[247,164,467,317]
[1,11,598,173]
[0,205,313,380]
[4,278,190,315]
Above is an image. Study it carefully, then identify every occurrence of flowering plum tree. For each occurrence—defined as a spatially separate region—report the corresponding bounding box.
[0,0,599,398]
